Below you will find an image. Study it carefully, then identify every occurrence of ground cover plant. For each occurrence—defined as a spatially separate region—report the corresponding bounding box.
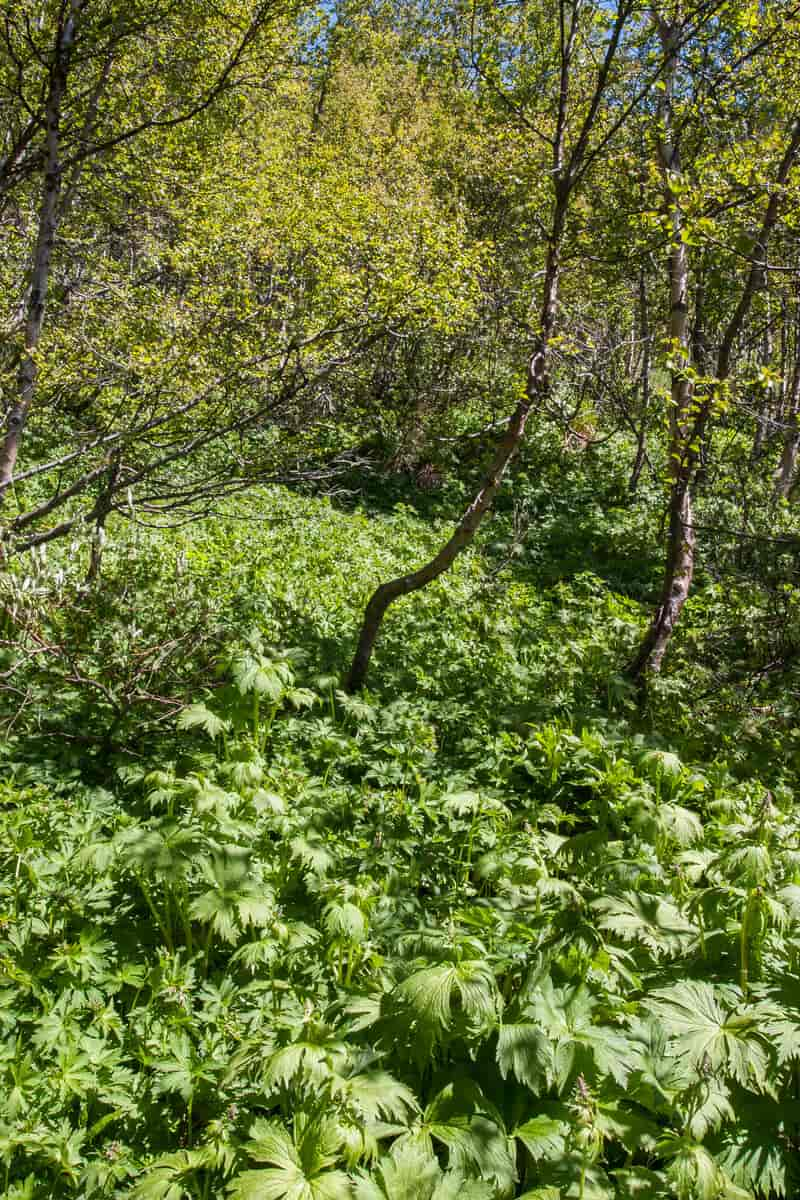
[2,455,800,1199]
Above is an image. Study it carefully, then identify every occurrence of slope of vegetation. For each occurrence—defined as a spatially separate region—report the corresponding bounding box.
[2,440,800,1199]
[4,0,800,1196]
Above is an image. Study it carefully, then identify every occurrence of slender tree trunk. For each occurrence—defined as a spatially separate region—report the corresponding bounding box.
[628,271,651,494]
[629,479,695,676]
[630,22,800,678]
[629,234,695,676]
[629,15,696,679]
[0,2,78,508]
[775,354,800,498]
[346,197,566,691]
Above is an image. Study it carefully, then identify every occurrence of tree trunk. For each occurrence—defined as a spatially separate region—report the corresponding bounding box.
[629,14,695,679]
[346,196,566,691]
[0,2,79,508]
[628,271,651,494]
[629,228,695,678]
[629,480,695,675]
[775,354,800,498]
[346,396,534,691]
[630,24,800,678]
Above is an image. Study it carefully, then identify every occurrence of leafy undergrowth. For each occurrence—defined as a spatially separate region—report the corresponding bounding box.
[2,631,800,1199]
[2,473,800,1199]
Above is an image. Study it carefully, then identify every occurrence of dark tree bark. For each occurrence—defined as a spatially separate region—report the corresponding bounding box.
[0,0,80,506]
[345,0,636,691]
[346,209,564,690]
[630,30,800,677]
[628,271,652,494]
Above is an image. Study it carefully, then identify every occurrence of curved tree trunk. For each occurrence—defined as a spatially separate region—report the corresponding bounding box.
[345,0,634,691]
[346,196,566,692]
[346,393,535,691]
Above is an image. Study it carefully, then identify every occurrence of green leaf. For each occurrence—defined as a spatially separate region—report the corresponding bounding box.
[324,902,367,944]
[497,1023,552,1094]
[394,960,500,1060]
[660,1136,724,1200]
[262,1043,334,1092]
[594,1101,660,1153]
[230,1168,352,1200]
[354,1141,493,1200]
[513,1114,567,1162]
[230,1118,351,1200]
[415,1080,515,1191]
[611,1167,669,1198]
[650,982,770,1088]
[132,1150,210,1200]
[714,1099,800,1198]
[177,702,229,739]
[231,650,292,699]
[592,892,696,955]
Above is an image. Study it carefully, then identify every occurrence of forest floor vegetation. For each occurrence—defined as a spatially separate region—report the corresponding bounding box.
[1,439,799,1199]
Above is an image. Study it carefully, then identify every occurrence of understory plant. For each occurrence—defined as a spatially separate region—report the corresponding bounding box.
[2,630,800,1198]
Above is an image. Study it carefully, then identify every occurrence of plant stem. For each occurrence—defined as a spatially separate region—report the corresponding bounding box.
[203,925,214,978]
[180,888,194,953]
[696,904,706,960]
[138,874,173,951]
[740,889,755,996]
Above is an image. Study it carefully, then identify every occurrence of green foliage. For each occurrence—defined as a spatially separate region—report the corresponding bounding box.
[2,475,800,1199]
[6,0,800,1194]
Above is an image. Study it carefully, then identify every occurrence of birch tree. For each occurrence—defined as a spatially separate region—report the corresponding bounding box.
[346,0,712,691]
[630,0,800,676]
[0,0,294,516]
